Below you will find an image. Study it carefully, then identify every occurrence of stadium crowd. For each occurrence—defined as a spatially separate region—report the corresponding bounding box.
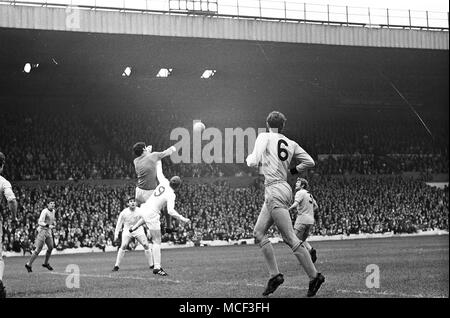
[0,108,448,181]
[1,106,448,253]
[1,176,448,253]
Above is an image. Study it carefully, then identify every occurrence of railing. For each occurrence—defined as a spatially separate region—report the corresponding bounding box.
[1,0,448,30]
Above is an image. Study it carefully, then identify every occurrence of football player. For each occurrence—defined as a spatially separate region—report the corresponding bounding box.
[129,161,189,276]
[0,152,18,298]
[112,197,154,271]
[25,199,56,273]
[289,178,318,263]
[246,111,325,297]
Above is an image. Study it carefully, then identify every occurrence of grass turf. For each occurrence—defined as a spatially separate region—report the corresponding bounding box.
[2,235,448,298]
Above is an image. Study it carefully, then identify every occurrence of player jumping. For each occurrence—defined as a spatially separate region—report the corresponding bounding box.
[0,152,18,298]
[246,111,325,297]
[112,197,154,271]
[129,161,190,276]
[25,199,56,272]
[133,142,176,206]
[289,178,318,263]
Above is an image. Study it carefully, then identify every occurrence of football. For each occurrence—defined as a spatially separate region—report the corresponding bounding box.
[193,121,206,133]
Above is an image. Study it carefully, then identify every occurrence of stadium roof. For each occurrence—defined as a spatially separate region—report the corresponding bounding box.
[0,27,448,113]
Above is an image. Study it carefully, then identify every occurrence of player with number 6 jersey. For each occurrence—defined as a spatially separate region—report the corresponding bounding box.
[246,111,325,297]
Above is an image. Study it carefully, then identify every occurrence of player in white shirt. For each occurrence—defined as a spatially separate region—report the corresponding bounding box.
[246,111,325,297]
[0,152,18,298]
[129,161,190,276]
[112,197,154,272]
[289,178,319,263]
[25,199,57,272]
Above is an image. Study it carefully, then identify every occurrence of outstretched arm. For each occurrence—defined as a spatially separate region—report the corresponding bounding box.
[153,145,177,161]
[166,195,189,223]
[156,160,168,184]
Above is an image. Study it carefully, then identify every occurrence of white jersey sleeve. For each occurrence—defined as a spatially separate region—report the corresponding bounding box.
[114,211,125,238]
[246,132,269,167]
[292,142,315,173]
[0,176,16,202]
[294,190,304,204]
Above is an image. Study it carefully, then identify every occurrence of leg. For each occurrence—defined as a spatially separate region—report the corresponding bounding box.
[135,232,153,268]
[294,223,316,263]
[43,235,54,266]
[272,208,318,280]
[114,232,131,269]
[294,223,312,251]
[253,203,279,278]
[27,230,46,269]
[150,229,162,270]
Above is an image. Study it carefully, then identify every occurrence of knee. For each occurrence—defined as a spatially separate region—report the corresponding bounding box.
[253,229,265,243]
[284,235,300,249]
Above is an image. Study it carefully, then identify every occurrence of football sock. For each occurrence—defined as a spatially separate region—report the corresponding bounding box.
[44,249,52,265]
[28,252,39,266]
[259,238,279,277]
[115,249,125,267]
[292,241,317,280]
[144,248,153,267]
[153,243,161,269]
[0,257,4,281]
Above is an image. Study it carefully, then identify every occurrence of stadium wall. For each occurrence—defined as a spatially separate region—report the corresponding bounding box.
[4,229,448,258]
[0,4,448,49]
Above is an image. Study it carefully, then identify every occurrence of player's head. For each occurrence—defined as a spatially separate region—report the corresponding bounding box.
[266,111,287,133]
[0,151,5,173]
[169,176,182,190]
[133,142,146,157]
[296,177,308,190]
[127,197,136,209]
[47,199,56,210]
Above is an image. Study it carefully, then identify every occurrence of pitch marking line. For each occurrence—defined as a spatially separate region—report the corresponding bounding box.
[45,271,443,298]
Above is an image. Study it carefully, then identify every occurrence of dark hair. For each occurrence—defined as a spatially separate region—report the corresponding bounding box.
[297,178,309,189]
[266,111,287,133]
[133,142,146,157]
[169,176,182,190]
[127,196,135,203]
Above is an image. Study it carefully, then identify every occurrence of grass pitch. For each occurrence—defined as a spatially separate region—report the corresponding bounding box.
[3,235,448,298]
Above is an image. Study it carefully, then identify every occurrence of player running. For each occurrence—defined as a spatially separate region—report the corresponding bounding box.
[25,199,57,273]
[0,152,18,298]
[129,161,190,276]
[289,178,318,263]
[133,142,176,206]
[246,111,325,297]
[112,197,154,272]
